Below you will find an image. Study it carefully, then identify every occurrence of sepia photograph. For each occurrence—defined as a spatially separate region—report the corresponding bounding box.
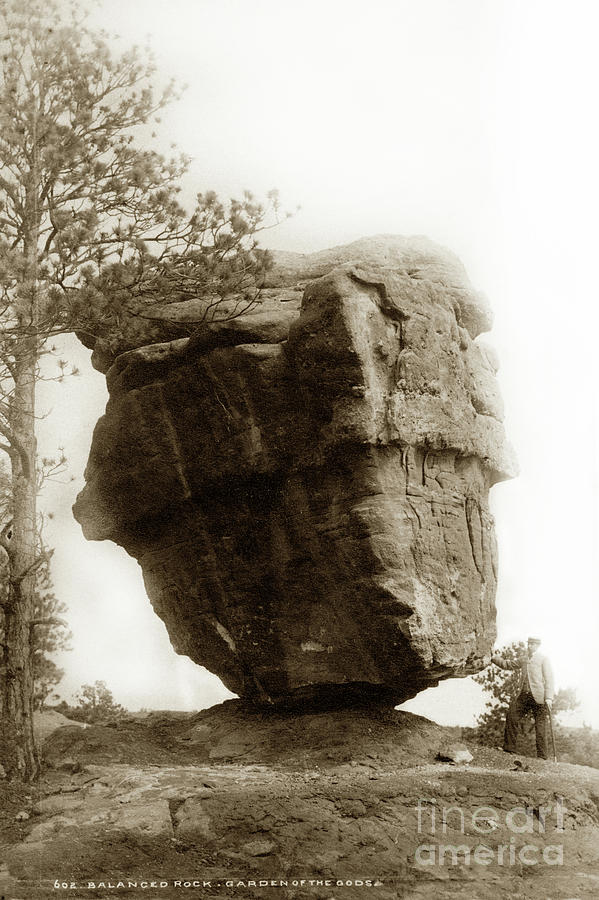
[0,1,598,898]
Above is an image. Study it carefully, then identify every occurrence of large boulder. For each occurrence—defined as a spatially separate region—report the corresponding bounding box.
[74,235,516,707]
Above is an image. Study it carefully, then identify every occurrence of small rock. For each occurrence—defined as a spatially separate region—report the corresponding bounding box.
[189,724,212,743]
[15,810,30,821]
[107,799,174,839]
[173,799,216,841]
[437,744,473,764]
[338,800,366,817]
[0,763,6,779]
[25,815,76,843]
[242,839,276,857]
[33,795,83,816]
[87,781,110,795]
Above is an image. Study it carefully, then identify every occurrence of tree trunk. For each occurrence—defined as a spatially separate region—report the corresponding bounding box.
[0,152,45,777]
[0,346,39,781]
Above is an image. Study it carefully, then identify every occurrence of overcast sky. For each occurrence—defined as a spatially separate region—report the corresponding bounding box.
[36,0,599,727]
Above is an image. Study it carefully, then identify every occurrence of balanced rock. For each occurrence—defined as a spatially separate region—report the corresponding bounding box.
[74,235,516,707]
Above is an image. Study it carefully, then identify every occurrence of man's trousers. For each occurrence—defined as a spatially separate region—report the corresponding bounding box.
[504,691,549,759]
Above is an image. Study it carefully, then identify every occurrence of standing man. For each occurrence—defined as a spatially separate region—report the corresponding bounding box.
[491,636,554,759]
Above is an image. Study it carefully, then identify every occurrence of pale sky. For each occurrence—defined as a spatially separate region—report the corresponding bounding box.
[35,0,599,727]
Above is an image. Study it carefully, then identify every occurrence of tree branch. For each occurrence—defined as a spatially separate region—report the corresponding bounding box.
[29,616,67,629]
[11,552,48,585]
[0,423,32,480]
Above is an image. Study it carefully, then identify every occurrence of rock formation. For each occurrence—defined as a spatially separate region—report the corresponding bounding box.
[74,235,516,706]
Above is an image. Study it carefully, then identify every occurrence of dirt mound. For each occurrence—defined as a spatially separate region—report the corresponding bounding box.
[41,702,464,771]
[2,702,599,900]
[33,709,88,743]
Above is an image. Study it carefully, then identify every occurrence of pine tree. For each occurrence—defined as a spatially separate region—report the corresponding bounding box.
[472,641,526,746]
[72,680,125,724]
[1,456,71,744]
[30,551,71,710]
[0,0,276,779]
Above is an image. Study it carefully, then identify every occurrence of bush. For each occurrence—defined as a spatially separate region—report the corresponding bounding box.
[54,681,127,724]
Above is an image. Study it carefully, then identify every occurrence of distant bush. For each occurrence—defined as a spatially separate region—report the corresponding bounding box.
[53,681,127,724]
[555,725,599,769]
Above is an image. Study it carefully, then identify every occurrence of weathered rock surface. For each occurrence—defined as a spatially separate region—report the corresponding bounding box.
[74,235,516,706]
[3,707,599,900]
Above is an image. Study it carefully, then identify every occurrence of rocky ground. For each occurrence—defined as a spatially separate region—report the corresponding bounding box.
[1,701,598,900]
